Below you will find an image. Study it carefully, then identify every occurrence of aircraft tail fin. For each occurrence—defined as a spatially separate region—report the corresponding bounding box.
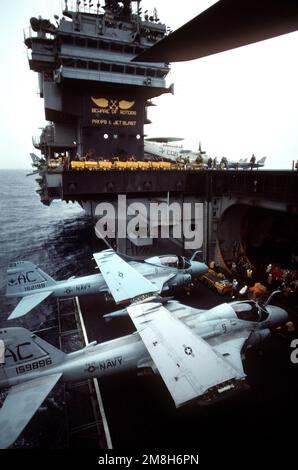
[0,327,65,380]
[198,141,206,154]
[6,261,56,297]
[257,156,266,165]
[0,327,66,448]
[30,152,41,164]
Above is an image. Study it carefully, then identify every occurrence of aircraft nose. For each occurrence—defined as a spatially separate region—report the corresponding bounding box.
[191,261,208,277]
[267,305,288,326]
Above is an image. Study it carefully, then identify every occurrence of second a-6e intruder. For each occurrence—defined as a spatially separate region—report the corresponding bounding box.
[5,252,207,320]
[0,249,288,448]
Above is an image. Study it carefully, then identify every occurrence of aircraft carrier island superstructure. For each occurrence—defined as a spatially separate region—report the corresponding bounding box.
[25,0,171,196]
[25,0,298,270]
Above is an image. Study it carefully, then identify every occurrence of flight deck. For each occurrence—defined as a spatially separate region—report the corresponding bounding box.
[57,297,112,448]
[45,168,298,203]
[76,280,298,449]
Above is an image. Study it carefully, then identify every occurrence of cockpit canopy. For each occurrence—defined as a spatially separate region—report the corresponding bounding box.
[230,301,269,322]
[145,255,191,269]
[158,255,191,269]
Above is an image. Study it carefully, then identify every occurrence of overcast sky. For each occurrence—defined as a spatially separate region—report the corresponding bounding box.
[0,0,297,169]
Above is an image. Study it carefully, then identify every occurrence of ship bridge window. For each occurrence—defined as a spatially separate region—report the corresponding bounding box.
[156,70,166,78]
[99,41,110,50]
[89,61,99,71]
[112,64,124,74]
[77,59,87,69]
[125,66,135,75]
[87,39,98,49]
[146,69,156,78]
[124,45,134,54]
[62,58,75,67]
[100,62,111,72]
[75,37,86,47]
[136,67,146,76]
[61,35,74,45]
[111,42,123,53]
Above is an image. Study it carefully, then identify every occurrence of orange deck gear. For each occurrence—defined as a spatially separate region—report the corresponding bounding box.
[249,282,267,299]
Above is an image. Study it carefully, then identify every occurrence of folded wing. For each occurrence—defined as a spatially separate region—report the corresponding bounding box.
[8,291,53,320]
[93,249,159,303]
[0,373,62,449]
[96,249,247,406]
[127,302,246,407]
[207,333,250,376]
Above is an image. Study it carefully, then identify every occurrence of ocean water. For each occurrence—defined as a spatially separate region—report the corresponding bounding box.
[0,170,104,448]
[0,169,100,328]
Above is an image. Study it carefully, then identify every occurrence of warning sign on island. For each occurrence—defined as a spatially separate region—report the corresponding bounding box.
[88,96,139,127]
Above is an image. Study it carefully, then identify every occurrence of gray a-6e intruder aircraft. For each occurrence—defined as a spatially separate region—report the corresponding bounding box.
[0,249,288,448]
[5,252,207,320]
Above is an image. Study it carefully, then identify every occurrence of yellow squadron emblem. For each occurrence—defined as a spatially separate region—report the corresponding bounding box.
[91,97,135,112]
